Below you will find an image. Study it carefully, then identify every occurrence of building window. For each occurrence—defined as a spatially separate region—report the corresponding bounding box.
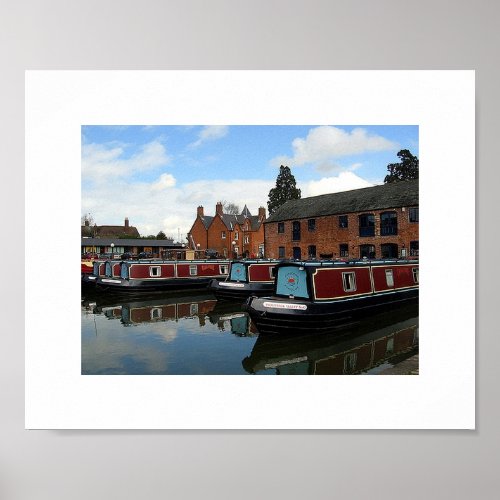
[360,245,375,259]
[380,211,398,235]
[189,265,198,276]
[410,240,419,257]
[278,246,285,258]
[308,219,316,231]
[277,222,284,233]
[244,235,249,244]
[339,215,348,228]
[234,246,239,255]
[221,231,226,239]
[292,247,301,259]
[308,245,316,259]
[385,269,394,287]
[381,243,398,258]
[342,272,357,292]
[359,214,375,237]
[292,221,301,241]
[234,231,238,241]
[150,266,161,277]
[339,244,349,258]
[409,207,419,223]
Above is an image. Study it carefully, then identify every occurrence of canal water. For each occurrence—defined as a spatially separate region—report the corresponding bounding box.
[82,290,418,375]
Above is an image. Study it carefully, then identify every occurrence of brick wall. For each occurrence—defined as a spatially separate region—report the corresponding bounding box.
[188,218,209,251]
[264,206,418,260]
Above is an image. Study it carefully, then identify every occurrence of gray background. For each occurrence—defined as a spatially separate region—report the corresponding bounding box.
[1,1,496,499]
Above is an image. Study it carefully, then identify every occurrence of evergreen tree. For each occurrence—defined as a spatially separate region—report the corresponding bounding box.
[384,149,419,183]
[267,165,301,215]
[156,231,167,240]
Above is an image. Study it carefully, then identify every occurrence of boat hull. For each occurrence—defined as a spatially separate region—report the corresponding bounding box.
[244,288,419,334]
[208,278,274,300]
[95,276,219,293]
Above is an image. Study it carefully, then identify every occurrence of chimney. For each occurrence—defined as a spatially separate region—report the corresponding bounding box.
[197,206,204,217]
[216,201,223,216]
[125,217,129,228]
[258,206,266,221]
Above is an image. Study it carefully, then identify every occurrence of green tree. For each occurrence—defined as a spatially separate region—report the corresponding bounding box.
[156,231,167,240]
[384,149,419,183]
[267,165,301,215]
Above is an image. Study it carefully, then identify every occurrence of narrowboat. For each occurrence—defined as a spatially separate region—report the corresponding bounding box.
[207,259,279,300]
[81,259,108,289]
[244,259,419,334]
[95,259,230,293]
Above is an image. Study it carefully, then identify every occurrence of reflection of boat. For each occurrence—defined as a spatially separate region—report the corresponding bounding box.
[245,259,419,334]
[242,306,418,374]
[82,292,218,327]
[208,259,278,300]
[95,259,230,293]
[207,301,258,336]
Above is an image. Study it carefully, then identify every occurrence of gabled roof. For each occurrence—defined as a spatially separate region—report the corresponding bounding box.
[265,179,419,223]
[199,216,214,229]
[241,205,252,217]
[81,224,140,239]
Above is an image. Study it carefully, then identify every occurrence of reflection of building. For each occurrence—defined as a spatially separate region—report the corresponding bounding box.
[264,180,418,260]
[188,203,267,258]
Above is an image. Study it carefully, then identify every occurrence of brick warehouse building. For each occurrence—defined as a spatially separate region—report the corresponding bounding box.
[187,202,267,258]
[264,179,418,261]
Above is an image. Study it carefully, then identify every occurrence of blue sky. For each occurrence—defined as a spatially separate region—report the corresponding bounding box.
[82,125,418,240]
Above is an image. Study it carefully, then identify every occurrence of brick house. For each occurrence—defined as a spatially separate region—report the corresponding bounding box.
[264,179,418,260]
[81,217,140,239]
[187,202,267,258]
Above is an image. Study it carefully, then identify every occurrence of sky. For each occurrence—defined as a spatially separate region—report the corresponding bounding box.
[81,125,418,241]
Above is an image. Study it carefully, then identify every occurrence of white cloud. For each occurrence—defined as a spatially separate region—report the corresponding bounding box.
[82,140,171,183]
[272,126,397,168]
[188,125,229,148]
[303,171,375,197]
[151,173,176,191]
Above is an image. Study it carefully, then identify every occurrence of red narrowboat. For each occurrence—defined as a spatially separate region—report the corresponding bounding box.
[208,259,279,300]
[81,259,108,289]
[244,259,419,334]
[95,259,230,293]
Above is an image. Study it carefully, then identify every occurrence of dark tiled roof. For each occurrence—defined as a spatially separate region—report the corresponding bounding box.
[81,224,140,238]
[265,179,419,223]
[199,216,213,229]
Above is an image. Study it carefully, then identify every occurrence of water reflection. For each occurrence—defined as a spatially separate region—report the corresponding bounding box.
[82,291,418,375]
[243,305,418,375]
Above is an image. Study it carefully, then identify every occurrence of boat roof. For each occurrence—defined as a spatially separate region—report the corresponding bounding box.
[276,258,419,268]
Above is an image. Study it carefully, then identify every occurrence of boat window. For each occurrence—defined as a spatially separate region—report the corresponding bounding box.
[93,262,100,275]
[342,272,357,292]
[189,265,198,276]
[190,303,199,315]
[385,269,394,287]
[150,308,162,320]
[150,266,161,277]
[344,353,357,374]
[386,337,394,355]
[269,266,276,279]
[219,264,228,274]
[412,268,419,283]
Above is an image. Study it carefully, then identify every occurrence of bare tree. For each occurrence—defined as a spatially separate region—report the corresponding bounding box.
[222,201,240,215]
